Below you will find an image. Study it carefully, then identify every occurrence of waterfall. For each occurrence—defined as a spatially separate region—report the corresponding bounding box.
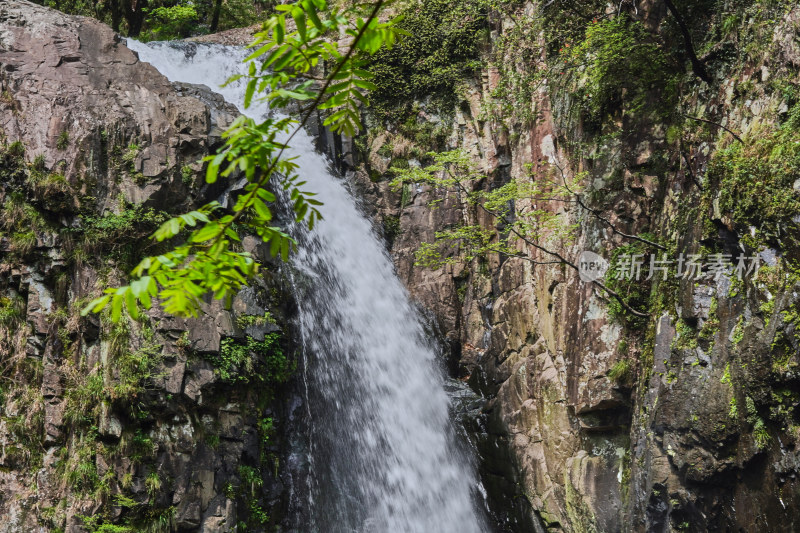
[126,40,490,533]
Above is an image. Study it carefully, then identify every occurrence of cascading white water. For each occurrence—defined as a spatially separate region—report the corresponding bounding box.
[127,40,489,533]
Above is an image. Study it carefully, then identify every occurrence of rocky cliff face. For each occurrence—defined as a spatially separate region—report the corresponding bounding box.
[352,2,800,531]
[0,2,295,531]
[4,0,800,531]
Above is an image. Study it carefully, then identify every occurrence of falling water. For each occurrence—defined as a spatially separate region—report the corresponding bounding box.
[127,40,490,533]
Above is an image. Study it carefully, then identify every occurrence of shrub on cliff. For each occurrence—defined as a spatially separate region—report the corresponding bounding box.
[367,0,488,122]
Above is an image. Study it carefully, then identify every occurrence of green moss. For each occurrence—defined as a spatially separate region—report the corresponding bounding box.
[617,339,629,355]
[79,205,165,242]
[63,372,105,428]
[230,465,271,529]
[367,0,487,122]
[383,215,401,246]
[398,117,449,151]
[753,417,771,450]
[111,332,163,408]
[389,158,410,171]
[28,171,71,196]
[122,143,139,168]
[376,143,393,158]
[0,296,24,328]
[145,471,162,499]
[603,237,659,329]
[62,442,100,493]
[9,230,36,256]
[181,165,193,186]
[729,396,739,419]
[564,14,672,121]
[720,362,732,385]
[731,316,745,346]
[698,298,719,347]
[131,171,147,185]
[674,319,699,350]
[127,429,157,464]
[71,204,168,268]
[481,7,544,125]
[236,312,275,329]
[400,183,411,209]
[706,110,800,248]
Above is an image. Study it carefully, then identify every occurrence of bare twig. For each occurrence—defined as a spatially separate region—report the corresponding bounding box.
[663,0,712,83]
[681,113,744,144]
[679,139,703,190]
[551,159,666,250]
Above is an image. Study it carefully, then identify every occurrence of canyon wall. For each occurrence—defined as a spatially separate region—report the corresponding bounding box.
[0,2,295,530]
[3,1,800,532]
[352,1,800,531]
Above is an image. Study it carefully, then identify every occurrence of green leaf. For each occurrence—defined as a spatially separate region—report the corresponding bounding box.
[275,16,285,43]
[225,227,241,241]
[270,234,281,258]
[111,294,123,323]
[81,295,110,316]
[292,6,307,41]
[256,188,277,202]
[190,222,222,243]
[305,1,324,30]
[125,289,139,320]
[353,78,377,91]
[280,237,290,261]
[206,152,225,184]
[245,44,271,62]
[252,198,273,221]
[244,78,257,109]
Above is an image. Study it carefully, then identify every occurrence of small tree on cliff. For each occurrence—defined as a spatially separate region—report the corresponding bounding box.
[389,150,656,318]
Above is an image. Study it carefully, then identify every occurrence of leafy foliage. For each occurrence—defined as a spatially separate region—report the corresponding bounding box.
[84,0,403,322]
[367,0,487,121]
[562,14,669,120]
[608,358,633,384]
[390,150,580,269]
[142,4,200,40]
[705,105,800,250]
[35,0,273,37]
[480,4,547,125]
[602,240,655,329]
[211,333,290,385]
[57,131,70,150]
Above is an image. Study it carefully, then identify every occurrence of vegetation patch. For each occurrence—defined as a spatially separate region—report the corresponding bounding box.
[705,103,800,251]
[608,359,633,385]
[603,239,657,329]
[367,0,487,122]
[563,14,673,122]
[210,333,292,387]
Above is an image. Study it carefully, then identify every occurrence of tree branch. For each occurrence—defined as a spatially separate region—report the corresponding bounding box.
[663,0,712,83]
[681,113,744,144]
[550,160,666,250]
[450,177,650,318]
[209,0,385,244]
[679,139,703,190]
